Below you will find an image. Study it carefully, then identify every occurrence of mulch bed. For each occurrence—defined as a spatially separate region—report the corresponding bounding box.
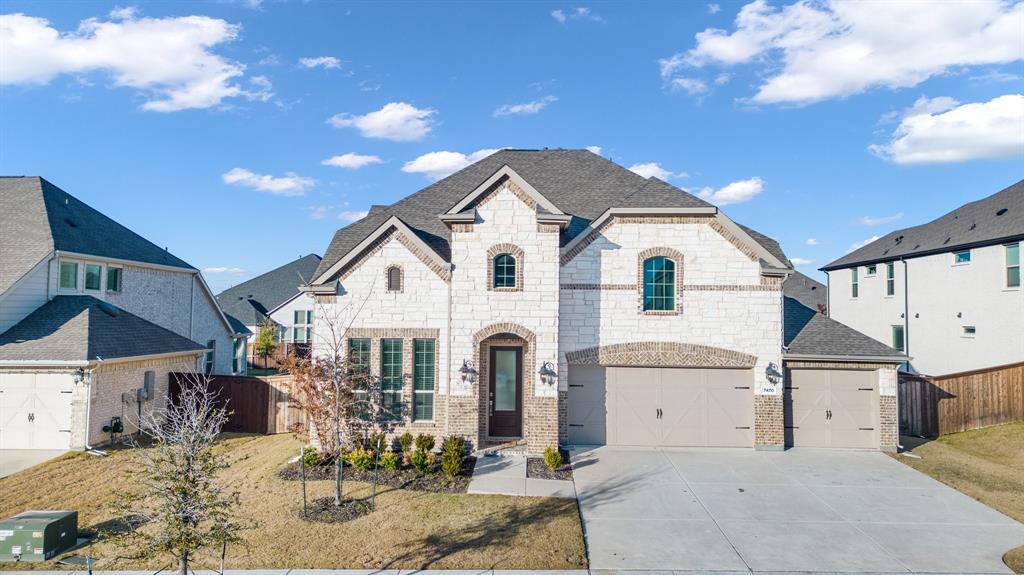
[526,451,573,481]
[278,455,477,494]
[300,497,372,523]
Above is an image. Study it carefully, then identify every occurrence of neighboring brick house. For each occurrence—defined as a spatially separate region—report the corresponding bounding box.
[0,177,250,451]
[216,254,321,366]
[305,150,904,453]
[823,180,1023,377]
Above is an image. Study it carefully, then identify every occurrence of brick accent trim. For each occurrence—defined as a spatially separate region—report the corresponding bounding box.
[537,222,561,233]
[451,223,474,233]
[473,322,537,345]
[560,283,636,290]
[880,395,897,452]
[565,341,757,368]
[754,394,784,448]
[486,243,525,292]
[346,328,440,339]
[559,283,780,292]
[761,275,785,286]
[783,361,901,369]
[384,265,404,293]
[338,227,451,282]
[637,247,684,315]
[475,177,536,210]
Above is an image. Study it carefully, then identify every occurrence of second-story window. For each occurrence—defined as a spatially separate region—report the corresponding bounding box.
[59,261,78,290]
[891,325,905,352]
[642,256,676,311]
[851,268,859,298]
[954,250,971,264]
[204,339,216,375]
[886,262,895,296]
[106,267,122,293]
[1007,243,1020,288]
[493,254,517,288]
[84,264,102,291]
[292,310,313,343]
[386,266,402,292]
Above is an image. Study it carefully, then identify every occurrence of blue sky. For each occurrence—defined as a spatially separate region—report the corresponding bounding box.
[2,0,1022,292]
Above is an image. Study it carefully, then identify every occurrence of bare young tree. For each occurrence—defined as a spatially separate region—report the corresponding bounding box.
[108,372,241,575]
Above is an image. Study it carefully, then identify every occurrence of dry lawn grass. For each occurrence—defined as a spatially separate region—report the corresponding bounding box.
[893,422,1024,573]
[0,434,586,571]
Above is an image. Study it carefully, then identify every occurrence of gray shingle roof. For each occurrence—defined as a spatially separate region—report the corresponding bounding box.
[0,296,205,362]
[216,254,321,326]
[783,297,903,360]
[824,179,1023,271]
[783,271,828,313]
[0,177,194,294]
[314,149,788,280]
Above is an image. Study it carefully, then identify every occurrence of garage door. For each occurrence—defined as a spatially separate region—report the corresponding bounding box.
[784,369,878,449]
[567,366,754,447]
[0,373,74,450]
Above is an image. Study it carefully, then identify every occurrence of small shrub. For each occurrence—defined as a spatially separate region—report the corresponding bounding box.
[398,432,414,453]
[300,446,319,468]
[414,433,435,453]
[410,448,429,473]
[346,447,374,471]
[440,436,465,478]
[543,445,563,471]
[369,432,387,453]
[379,449,399,471]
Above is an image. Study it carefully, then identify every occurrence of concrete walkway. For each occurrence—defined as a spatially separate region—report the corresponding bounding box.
[466,455,575,498]
[572,445,1024,574]
[0,449,67,478]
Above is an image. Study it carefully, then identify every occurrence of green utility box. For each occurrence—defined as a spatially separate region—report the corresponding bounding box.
[0,511,78,562]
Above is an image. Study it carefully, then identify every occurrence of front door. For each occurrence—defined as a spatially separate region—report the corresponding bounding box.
[488,346,522,437]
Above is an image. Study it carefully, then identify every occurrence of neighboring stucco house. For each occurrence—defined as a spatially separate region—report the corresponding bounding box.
[216,254,321,362]
[305,149,904,453]
[0,176,250,451]
[823,180,1022,376]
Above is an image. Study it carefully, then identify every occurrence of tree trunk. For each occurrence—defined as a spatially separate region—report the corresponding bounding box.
[179,551,188,575]
[334,377,343,505]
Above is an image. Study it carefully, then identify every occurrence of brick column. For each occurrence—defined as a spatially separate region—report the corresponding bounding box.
[754,394,784,450]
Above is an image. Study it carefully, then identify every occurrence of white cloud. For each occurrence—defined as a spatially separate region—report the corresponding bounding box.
[551,7,605,24]
[661,0,1024,104]
[805,238,819,246]
[707,3,721,14]
[713,72,732,85]
[668,77,708,96]
[697,176,764,205]
[628,162,687,180]
[585,145,602,155]
[327,102,436,141]
[847,235,881,253]
[402,149,500,180]
[0,11,267,112]
[338,210,368,223]
[321,153,383,169]
[221,168,315,196]
[859,212,904,226]
[298,56,341,69]
[870,94,1024,164]
[493,95,558,117]
[790,257,815,266]
[203,266,245,274]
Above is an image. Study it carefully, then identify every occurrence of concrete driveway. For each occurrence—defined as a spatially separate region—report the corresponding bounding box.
[572,446,1024,574]
[0,449,66,478]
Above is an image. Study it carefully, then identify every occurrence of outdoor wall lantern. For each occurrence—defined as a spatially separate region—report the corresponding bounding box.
[71,367,86,385]
[539,361,558,386]
[765,362,783,386]
[459,359,477,385]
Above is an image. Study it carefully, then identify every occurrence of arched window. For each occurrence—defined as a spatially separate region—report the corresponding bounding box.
[386,266,402,292]
[493,254,517,288]
[642,256,675,311]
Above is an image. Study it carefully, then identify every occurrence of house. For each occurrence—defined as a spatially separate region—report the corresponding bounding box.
[305,149,904,453]
[0,177,250,451]
[215,254,321,365]
[823,180,1023,376]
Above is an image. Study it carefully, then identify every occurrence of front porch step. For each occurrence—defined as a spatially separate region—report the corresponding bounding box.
[475,438,528,457]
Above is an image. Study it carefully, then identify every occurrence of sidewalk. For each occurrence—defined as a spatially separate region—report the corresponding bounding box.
[465,455,575,498]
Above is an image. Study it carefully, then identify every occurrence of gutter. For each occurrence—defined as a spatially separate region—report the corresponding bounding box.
[820,232,1024,272]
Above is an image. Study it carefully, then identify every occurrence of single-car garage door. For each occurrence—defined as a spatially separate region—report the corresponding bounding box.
[0,373,74,450]
[784,369,878,449]
[568,366,754,447]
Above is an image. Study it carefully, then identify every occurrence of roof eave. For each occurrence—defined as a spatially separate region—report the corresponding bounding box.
[783,352,908,363]
[821,232,1024,272]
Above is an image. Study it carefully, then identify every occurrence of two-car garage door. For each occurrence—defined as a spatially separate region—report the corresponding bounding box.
[0,373,74,450]
[568,366,754,447]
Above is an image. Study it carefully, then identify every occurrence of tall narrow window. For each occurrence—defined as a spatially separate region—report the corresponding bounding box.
[851,268,859,298]
[84,264,102,291]
[493,254,516,288]
[292,310,312,343]
[1007,243,1020,288]
[643,256,675,311]
[381,339,403,419]
[233,338,246,374]
[59,261,78,290]
[891,325,905,352]
[886,262,895,296]
[348,338,370,373]
[387,266,402,292]
[204,339,216,375]
[413,339,435,421]
[106,267,122,293]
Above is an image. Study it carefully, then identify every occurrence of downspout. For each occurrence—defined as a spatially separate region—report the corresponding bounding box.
[83,362,106,456]
[898,257,910,452]
[444,262,454,438]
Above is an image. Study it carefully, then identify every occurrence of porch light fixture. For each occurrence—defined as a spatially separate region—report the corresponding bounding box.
[459,359,477,384]
[538,361,558,386]
[71,367,86,385]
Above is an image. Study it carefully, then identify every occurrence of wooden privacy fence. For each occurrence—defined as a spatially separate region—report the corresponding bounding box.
[899,361,1024,437]
[169,373,304,435]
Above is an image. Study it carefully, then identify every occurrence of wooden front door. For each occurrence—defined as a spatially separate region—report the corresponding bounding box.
[488,346,523,437]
